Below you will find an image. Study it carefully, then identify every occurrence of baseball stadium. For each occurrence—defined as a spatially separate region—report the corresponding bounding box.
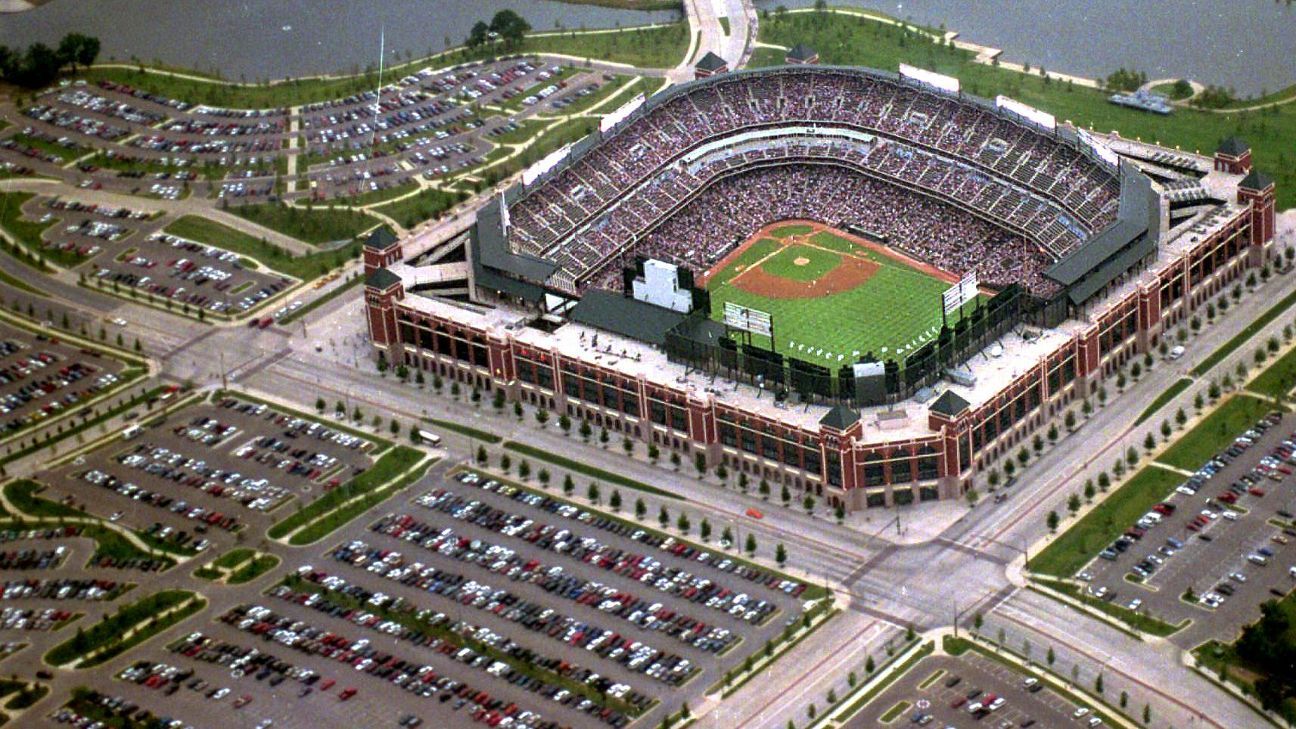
[365,57,1277,510]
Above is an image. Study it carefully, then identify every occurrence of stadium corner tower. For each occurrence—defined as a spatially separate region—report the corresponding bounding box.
[364,63,1276,511]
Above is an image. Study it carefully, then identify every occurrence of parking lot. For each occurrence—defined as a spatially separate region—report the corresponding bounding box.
[1070,409,1296,644]
[37,395,377,560]
[844,652,1097,729]
[0,322,129,442]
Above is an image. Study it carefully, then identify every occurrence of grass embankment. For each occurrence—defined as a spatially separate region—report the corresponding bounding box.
[1157,394,1276,470]
[44,590,204,668]
[502,441,682,498]
[756,10,1296,208]
[75,22,687,110]
[1134,377,1192,426]
[424,417,502,444]
[0,192,57,272]
[164,215,358,281]
[1193,288,1296,376]
[370,188,467,230]
[267,446,426,543]
[228,203,378,246]
[198,547,281,584]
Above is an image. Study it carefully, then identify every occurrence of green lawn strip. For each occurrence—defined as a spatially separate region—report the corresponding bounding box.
[460,466,830,604]
[0,265,45,296]
[879,700,910,723]
[210,547,256,570]
[287,459,430,545]
[1193,288,1296,376]
[75,24,686,109]
[1030,580,1185,637]
[164,215,358,281]
[9,133,85,162]
[1249,345,1296,400]
[1027,466,1182,578]
[0,192,57,272]
[0,679,46,710]
[712,606,839,698]
[832,640,934,723]
[228,203,378,246]
[423,416,502,444]
[942,636,1124,727]
[267,445,423,540]
[279,274,362,325]
[758,10,1296,209]
[916,669,945,690]
[226,553,280,584]
[44,590,204,668]
[340,182,421,207]
[502,441,682,499]
[278,574,645,716]
[369,187,467,230]
[1134,377,1193,426]
[490,120,547,145]
[3,480,191,562]
[1158,394,1278,470]
[0,382,163,467]
[192,566,221,581]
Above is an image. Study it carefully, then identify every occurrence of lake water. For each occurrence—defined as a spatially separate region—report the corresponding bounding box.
[0,0,681,81]
[757,0,1296,97]
[2,0,1292,96]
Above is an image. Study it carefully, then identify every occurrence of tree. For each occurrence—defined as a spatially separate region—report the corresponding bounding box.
[492,389,506,411]
[802,494,815,513]
[775,543,787,566]
[676,512,690,533]
[562,474,575,496]
[694,452,707,477]
[1067,493,1081,515]
[513,401,523,419]
[579,419,591,440]
[587,482,600,504]
[865,655,875,673]
[1064,410,1076,430]
[315,396,325,412]
[1175,407,1187,427]
[534,408,548,427]
[1017,447,1029,467]
[622,436,634,456]
[1083,480,1095,502]
[1046,510,1059,532]
[744,533,756,555]
[489,9,531,47]
[700,518,711,541]
[648,443,660,463]
[609,489,621,511]
[499,454,511,472]
[538,469,550,487]
[518,460,530,480]
[1144,432,1157,451]
[973,611,984,633]
[466,20,491,48]
[1095,672,1104,694]
[759,479,770,500]
[57,32,100,72]
[1046,646,1055,666]
[1142,704,1150,724]
[634,497,646,520]
[658,505,669,527]
[780,483,791,505]
[1160,420,1171,440]
[599,427,609,447]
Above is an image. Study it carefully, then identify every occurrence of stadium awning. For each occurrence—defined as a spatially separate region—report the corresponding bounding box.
[568,289,687,346]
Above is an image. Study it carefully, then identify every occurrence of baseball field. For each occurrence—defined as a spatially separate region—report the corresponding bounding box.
[702,221,975,365]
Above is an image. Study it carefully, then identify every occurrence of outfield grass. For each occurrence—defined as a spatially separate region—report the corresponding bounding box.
[1028,466,1182,578]
[228,203,378,245]
[1134,377,1193,426]
[164,215,358,280]
[708,227,953,362]
[756,11,1296,209]
[1158,394,1277,470]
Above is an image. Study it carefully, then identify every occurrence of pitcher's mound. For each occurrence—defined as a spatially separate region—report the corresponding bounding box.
[793,257,810,266]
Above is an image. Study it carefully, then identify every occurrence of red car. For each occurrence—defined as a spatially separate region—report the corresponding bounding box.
[339,687,357,701]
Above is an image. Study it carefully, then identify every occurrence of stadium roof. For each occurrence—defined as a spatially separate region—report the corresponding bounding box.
[787,43,817,61]
[364,227,398,251]
[929,389,971,417]
[475,196,559,283]
[819,404,860,430]
[1241,170,1275,191]
[473,265,547,304]
[1216,137,1250,157]
[568,290,687,346]
[695,51,727,72]
[1045,161,1157,295]
[1065,235,1156,305]
[365,268,401,290]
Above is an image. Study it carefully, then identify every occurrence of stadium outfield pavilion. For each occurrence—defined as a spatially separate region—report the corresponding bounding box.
[364,58,1277,511]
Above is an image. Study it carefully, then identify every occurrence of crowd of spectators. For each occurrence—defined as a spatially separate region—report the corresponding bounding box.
[506,68,1120,294]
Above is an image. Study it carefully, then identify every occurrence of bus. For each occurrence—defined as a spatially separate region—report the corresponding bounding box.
[416,430,442,447]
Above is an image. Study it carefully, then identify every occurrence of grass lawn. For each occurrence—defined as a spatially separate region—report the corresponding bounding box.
[228,203,379,245]
[707,227,953,363]
[267,445,424,540]
[756,11,1296,209]
[879,701,911,723]
[1157,394,1277,470]
[370,188,466,230]
[164,215,358,280]
[502,441,682,499]
[1192,288,1296,376]
[226,553,280,584]
[1039,581,1185,637]
[75,24,686,110]
[1028,466,1182,578]
[210,547,255,570]
[424,416,503,444]
[44,590,203,668]
[1249,345,1296,400]
[0,192,57,271]
[1134,377,1193,425]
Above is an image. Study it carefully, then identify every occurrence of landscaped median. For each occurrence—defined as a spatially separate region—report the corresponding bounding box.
[44,589,206,669]
[502,441,683,499]
[267,446,430,545]
[164,215,358,282]
[194,547,280,585]
[1028,579,1186,638]
[808,638,933,728]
